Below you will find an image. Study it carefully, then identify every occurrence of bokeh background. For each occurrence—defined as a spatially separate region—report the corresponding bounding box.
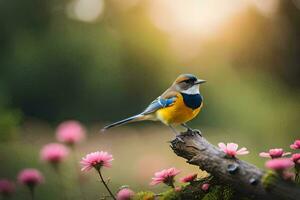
[1,0,300,199]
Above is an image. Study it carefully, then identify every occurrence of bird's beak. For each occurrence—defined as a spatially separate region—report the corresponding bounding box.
[194,79,206,85]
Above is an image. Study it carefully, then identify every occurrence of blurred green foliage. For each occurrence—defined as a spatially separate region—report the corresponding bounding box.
[0,109,21,141]
[1,0,300,125]
[0,87,21,141]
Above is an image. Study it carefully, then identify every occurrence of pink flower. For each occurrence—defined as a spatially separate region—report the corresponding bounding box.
[80,151,113,171]
[40,143,69,164]
[56,120,86,145]
[117,188,135,200]
[291,153,300,164]
[150,167,181,187]
[290,140,300,150]
[218,142,249,157]
[174,186,182,192]
[259,148,291,159]
[201,183,210,192]
[0,179,15,196]
[265,158,294,171]
[180,173,197,183]
[18,169,44,187]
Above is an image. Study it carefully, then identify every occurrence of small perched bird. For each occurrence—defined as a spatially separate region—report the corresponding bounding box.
[102,74,206,135]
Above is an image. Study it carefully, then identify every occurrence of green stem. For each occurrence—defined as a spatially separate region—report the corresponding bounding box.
[169,182,175,189]
[29,186,34,200]
[295,169,300,184]
[97,169,116,200]
[166,178,175,188]
[55,166,67,200]
[71,148,86,200]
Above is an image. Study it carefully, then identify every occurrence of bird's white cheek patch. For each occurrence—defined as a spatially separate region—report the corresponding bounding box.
[182,85,200,95]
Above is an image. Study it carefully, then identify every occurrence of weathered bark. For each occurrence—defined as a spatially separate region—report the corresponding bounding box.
[170,130,300,200]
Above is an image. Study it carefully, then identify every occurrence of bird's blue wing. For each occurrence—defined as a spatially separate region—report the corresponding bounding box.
[142,96,177,115]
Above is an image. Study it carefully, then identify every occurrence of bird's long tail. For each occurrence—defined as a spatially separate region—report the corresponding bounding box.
[101,114,149,131]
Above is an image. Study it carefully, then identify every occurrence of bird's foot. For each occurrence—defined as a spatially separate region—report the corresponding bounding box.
[186,128,202,137]
[176,135,185,143]
[167,136,184,143]
[194,129,202,137]
[181,123,201,136]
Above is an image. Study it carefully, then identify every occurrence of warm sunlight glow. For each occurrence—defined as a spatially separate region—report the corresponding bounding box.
[251,0,279,17]
[67,0,104,22]
[148,0,279,37]
[148,0,247,37]
[147,0,280,61]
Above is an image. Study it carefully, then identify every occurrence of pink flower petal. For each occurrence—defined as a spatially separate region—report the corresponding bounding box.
[237,150,249,155]
[117,188,134,200]
[259,148,290,159]
[218,142,248,157]
[259,152,271,158]
[236,147,249,155]
[290,140,300,150]
[80,151,113,172]
[18,169,44,186]
[40,143,69,164]
[227,143,238,151]
[292,153,300,164]
[0,179,15,196]
[56,120,86,145]
[266,158,294,170]
[218,143,227,151]
[201,183,210,191]
[150,167,181,186]
[237,147,247,153]
[180,173,197,183]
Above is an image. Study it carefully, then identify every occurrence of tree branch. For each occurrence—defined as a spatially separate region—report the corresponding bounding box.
[170,130,300,200]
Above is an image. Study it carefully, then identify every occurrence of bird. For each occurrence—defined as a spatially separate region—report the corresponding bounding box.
[102,74,206,136]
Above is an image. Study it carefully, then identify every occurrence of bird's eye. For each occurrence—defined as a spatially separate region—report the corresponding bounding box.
[184,79,192,84]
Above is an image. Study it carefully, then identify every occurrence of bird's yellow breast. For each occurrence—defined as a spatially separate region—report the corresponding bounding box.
[156,94,202,125]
